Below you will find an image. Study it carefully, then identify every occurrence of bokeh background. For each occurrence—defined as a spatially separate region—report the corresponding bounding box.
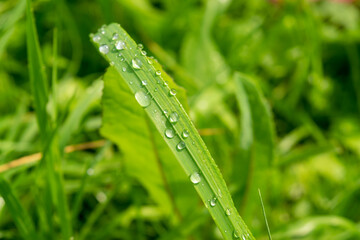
[1,0,360,239]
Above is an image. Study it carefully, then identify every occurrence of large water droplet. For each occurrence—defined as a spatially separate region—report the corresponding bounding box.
[169,89,177,96]
[93,34,101,43]
[132,58,142,69]
[165,128,175,139]
[182,129,189,138]
[112,33,119,40]
[115,40,126,50]
[210,197,217,207]
[135,90,151,108]
[99,44,109,54]
[177,141,186,151]
[169,112,179,123]
[190,172,201,184]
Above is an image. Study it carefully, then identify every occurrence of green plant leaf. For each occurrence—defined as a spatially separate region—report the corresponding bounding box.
[91,23,255,240]
[0,176,37,240]
[233,73,275,223]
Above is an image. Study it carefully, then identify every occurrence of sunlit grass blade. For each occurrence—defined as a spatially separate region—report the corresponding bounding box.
[0,176,37,240]
[258,189,272,240]
[91,23,255,240]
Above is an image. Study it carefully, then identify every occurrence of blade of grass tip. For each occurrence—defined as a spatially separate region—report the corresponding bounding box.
[258,189,272,240]
[26,0,48,136]
[91,23,255,240]
[0,176,37,240]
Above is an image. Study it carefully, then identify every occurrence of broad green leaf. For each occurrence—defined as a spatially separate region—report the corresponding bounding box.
[233,73,275,225]
[91,23,254,240]
[101,66,197,219]
[0,176,37,240]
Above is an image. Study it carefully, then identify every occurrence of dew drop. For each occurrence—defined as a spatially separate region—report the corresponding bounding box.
[163,110,168,115]
[190,172,201,184]
[177,141,186,151]
[182,129,189,138]
[141,80,147,86]
[154,88,158,92]
[141,50,147,56]
[169,89,177,96]
[233,230,240,239]
[165,128,175,139]
[112,33,119,40]
[164,81,168,86]
[115,40,126,50]
[210,197,217,207]
[122,67,126,72]
[129,81,133,85]
[137,43,144,49]
[169,111,179,123]
[155,70,161,76]
[132,58,142,69]
[99,44,109,54]
[92,34,101,43]
[135,90,151,108]
[110,61,115,66]
[225,209,231,216]
[100,28,106,35]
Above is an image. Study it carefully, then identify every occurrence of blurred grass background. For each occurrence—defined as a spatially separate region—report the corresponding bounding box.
[1,0,360,239]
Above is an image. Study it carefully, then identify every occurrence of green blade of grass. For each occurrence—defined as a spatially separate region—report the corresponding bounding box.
[91,23,255,240]
[26,0,48,136]
[0,176,37,240]
[26,0,72,238]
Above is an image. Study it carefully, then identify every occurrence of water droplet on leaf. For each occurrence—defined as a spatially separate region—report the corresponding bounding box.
[112,33,119,40]
[210,197,217,207]
[177,141,186,150]
[132,58,142,69]
[135,90,151,108]
[190,172,201,184]
[155,70,161,76]
[169,112,179,123]
[137,43,144,49]
[141,80,147,86]
[115,40,126,50]
[165,128,175,139]
[99,44,109,54]
[226,209,231,216]
[169,89,177,96]
[182,130,189,138]
[93,34,101,43]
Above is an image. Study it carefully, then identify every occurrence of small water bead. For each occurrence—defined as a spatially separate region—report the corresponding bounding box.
[177,141,186,150]
[100,28,106,34]
[122,67,126,72]
[92,34,101,43]
[182,129,190,138]
[163,110,168,115]
[132,58,143,69]
[110,61,115,66]
[129,81,133,85]
[135,90,151,108]
[141,80,147,86]
[190,172,201,184]
[137,43,144,49]
[163,81,168,86]
[112,33,119,40]
[210,197,217,207]
[154,109,157,113]
[155,70,161,76]
[115,40,126,50]
[99,44,109,54]
[169,89,177,96]
[141,50,147,56]
[225,209,231,216]
[169,111,179,123]
[154,88,158,92]
[165,128,175,139]
[233,230,240,239]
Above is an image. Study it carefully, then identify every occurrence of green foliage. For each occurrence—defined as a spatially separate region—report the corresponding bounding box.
[0,0,360,239]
